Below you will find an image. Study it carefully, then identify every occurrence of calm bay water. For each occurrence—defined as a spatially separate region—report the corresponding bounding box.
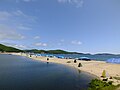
[0,54,95,90]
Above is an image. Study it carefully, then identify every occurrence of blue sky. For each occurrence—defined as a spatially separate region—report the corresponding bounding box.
[0,0,120,54]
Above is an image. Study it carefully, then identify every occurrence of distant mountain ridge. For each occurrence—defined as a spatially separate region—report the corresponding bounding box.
[24,49,120,55]
[24,49,82,54]
[0,44,119,55]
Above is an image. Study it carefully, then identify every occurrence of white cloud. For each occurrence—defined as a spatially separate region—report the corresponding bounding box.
[17,0,37,3]
[58,0,67,3]
[0,11,12,20]
[0,10,35,38]
[71,40,82,45]
[34,36,40,39]
[57,0,84,8]
[60,39,65,42]
[42,43,47,47]
[13,10,36,22]
[23,0,31,2]
[16,0,36,3]
[23,0,37,2]
[58,43,62,46]
[0,24,25,40]
[1,10,36,33]
[18,24,32,30]
[13,10,26,16]
[1,42,27,49]
[14,44,27,49]
[34,42,47,47]
[0,10,36,22]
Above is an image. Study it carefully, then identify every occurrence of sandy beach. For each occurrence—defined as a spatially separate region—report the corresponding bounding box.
[11,53,120,85]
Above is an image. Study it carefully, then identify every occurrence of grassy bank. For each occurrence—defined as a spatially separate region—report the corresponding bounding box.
[88,79,120,90]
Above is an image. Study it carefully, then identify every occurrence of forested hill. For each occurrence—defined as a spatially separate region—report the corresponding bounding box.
[0,44,118,55]
[24,49,82,54]
[0,44,22,52]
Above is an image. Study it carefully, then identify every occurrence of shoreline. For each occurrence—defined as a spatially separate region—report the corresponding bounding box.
[1,53,120,85]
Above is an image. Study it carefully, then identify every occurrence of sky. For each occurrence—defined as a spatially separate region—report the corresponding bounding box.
[0,0,120,54]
